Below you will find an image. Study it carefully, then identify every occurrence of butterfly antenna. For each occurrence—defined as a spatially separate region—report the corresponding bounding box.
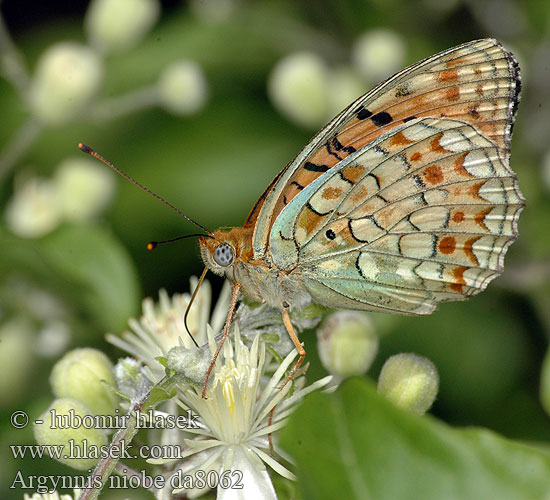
[184,267,209,348]
[147,233,214,251]
[78,143,214,237]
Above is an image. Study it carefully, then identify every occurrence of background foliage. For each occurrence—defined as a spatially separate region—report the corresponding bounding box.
[1,0,550,498]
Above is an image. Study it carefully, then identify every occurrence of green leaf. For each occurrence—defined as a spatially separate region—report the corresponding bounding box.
[145,385,176,410]
[39,223,140,332]
[280,378,550,500]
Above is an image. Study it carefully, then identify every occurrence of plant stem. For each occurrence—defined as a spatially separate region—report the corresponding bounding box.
[78,376,174,500]
[88,85,160,123]
[0,12,31,100]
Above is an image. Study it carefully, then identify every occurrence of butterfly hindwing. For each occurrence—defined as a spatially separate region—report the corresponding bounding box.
[251,38,520,269]
[269,117,523,314]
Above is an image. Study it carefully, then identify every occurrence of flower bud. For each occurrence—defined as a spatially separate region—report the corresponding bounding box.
[5,176,62,238]
[268,51,330,128]
[317,311,378,377]
[351,29,406,83]
[114,357,154,400]
[157,60,208,115]
[30,42,103,125]
[166,343,211,387]
[50,348,119,416]
[54,157,115,221]
[85,0,160,53]
[378,353,439,415]
[34,398,108,470]
[36,320,71,358]
[328,66,366,118]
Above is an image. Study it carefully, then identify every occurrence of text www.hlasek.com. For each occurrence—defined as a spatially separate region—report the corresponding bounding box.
[11,438,182,461]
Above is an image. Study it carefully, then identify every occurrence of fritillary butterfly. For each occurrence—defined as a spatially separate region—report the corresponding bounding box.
[198,38,524,387]
[80,38,523,393]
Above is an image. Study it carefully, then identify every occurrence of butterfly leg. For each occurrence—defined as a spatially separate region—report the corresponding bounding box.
[280,305,306,388]
[201,282,241,399]
[267,304,306,454]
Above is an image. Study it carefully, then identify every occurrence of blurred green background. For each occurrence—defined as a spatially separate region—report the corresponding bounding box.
[1,0,550,498]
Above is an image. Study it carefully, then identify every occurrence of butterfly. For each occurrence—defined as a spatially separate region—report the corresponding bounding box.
[80,38,523,395]
[197,38,523,390]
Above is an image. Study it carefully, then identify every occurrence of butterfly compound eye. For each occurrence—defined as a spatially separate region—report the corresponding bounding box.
[213,243,234,267]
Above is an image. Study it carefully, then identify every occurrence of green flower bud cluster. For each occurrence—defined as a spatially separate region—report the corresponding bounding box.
[267,29,405,128]
[5,157,115,238]
[22,0,208,129]
[34,348,119,470]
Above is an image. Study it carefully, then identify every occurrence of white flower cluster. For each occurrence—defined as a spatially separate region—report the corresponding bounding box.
[109,279,331,499]
[31,276,440,499]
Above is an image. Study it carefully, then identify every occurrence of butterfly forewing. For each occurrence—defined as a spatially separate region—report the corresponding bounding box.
[250,39,521,269]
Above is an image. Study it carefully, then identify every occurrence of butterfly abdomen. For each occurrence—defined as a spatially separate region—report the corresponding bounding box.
[235,258,313,310]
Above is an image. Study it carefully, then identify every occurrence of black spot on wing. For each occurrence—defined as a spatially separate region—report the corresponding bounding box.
[325,140,343,161]
[331,136,356,154]
[291,181,304,190]
[371,111,393,127]
[403,115,417,123]
[356,106,373,120]
[304,161,330,173]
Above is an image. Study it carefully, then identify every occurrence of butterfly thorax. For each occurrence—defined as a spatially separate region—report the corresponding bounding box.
[199,226,313,310]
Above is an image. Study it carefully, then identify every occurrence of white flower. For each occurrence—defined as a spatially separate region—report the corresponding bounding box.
[268,51,330,128]
[54,157,115,221]
[351,29,406,83]
[85,0,160,53]
[5,175,62,238]
[159,326,331,499]
[107,278,230,376]
[110,282,330,498]
[29,42,103,125]
[158,60,209,116]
